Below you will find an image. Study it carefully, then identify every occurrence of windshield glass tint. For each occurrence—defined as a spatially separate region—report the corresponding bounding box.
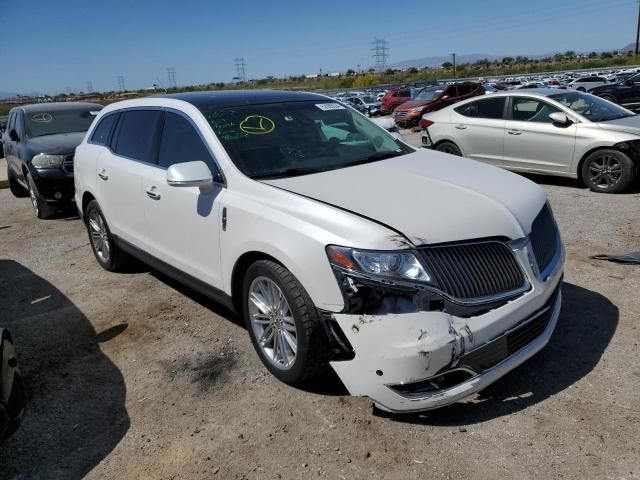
[549,91,634,122]
[415,88,443,101]
[25,107,99,138]
[201,101,410,179]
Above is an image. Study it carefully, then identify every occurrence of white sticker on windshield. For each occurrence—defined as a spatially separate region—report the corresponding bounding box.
[315,103,345,111]
[31,113,52,123]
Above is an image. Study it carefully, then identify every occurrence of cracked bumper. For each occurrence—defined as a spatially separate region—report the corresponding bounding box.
[329,246,564,413]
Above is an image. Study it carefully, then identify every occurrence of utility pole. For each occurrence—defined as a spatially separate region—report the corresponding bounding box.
[636,0,640,57]
[452,53,457,77]
[167,67,177,89]
[234,58,247,82]
[371,37,390,72]
[117,75,125,92]
[87,81,93,94]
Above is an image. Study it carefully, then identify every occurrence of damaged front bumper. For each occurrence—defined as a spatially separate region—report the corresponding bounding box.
[328,242,564,413]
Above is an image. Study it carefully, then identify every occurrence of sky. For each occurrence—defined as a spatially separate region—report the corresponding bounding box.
[2,0,638,95]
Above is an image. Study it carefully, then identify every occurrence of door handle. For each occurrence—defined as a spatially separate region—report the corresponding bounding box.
[507,129,522,135]
[454,124,467,130]
[98,170,108,180]
[146,187,161,200]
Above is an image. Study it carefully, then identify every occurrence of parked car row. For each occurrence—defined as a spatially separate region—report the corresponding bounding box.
[2,90,566,415]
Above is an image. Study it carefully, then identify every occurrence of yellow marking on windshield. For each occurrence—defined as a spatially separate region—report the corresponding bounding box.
[239,115,276,134]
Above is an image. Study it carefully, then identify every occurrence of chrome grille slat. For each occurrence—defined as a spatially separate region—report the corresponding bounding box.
[62,154,74,174]
[419,240,526,301]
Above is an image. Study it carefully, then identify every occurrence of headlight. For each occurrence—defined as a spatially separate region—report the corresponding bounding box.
[326,246,434,285]
[409,107,424,114]
[32,154,64,169]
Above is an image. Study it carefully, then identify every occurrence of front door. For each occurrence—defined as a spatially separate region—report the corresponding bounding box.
[140,111,225,289]
[503,97,576,174]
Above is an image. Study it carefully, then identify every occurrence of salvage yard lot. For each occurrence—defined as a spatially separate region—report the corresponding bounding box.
[1,133,639,479]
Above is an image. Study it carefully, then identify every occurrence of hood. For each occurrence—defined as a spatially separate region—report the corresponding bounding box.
[596,115,640,135]
[396,99,433,111]
[262,150,546,246]
[24,131,86,156]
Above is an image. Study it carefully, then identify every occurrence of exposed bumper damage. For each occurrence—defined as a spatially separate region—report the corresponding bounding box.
[328,244,564,413]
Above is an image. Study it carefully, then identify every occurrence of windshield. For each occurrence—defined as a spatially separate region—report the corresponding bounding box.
[415,88,443,101]
[25,107,99,138]
[549,91,635,122]
[201,100,411,179]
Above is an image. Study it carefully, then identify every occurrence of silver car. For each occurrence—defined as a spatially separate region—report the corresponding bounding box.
[421,89,640,193]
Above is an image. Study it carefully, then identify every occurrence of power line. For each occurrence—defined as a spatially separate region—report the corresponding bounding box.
[167,67,177,88]
[234,58,247,82]
[371,37,389,72]
[117,75,125,92]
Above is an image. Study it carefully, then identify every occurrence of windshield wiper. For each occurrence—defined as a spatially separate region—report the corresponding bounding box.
[348,150,406,166]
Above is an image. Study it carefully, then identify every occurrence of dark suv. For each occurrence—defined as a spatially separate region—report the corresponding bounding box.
[2,102,101,218]
[590,74,640,109]
[394,82,485,128]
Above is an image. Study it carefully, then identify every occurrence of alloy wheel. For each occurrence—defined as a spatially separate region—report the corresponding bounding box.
[248,276,297,370]
[28,183,39,216]
[589,155,622,189]
[88,210,111,263]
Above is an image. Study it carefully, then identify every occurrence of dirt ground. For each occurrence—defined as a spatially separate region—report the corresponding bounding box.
[1,133,639,479]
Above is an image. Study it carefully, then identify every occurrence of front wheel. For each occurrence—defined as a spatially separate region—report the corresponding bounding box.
[581,149,636,193]
[242,260,328,385]
[599,94,617,104]
[26,173,56,219]
[436,141,462,156]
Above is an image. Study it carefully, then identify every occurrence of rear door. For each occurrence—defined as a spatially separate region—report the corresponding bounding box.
[450,96,507,166]
[97,109,163,247]
[140,111,225,288]
[503,96,576,174]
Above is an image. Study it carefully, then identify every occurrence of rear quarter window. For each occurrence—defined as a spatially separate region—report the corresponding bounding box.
[90,114,117,146]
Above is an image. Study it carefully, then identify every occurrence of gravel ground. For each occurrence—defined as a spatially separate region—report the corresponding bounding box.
[1,134,639,479]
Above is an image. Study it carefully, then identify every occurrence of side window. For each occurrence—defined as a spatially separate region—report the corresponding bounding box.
[8,112,16,132]
[445,87,458,98]
[455,97,506,119]
[14,112,24,136]
[511,98,560,123]
[112,110,162,162]
[400,90,411,97]
[157,112,217,172]
[391,92,398,98]
[90,114,117,146]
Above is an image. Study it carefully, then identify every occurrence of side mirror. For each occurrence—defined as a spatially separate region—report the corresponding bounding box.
[441,95,450,101]
[548,112,572,126]
[9,129,19,141]
[166,161,213,188]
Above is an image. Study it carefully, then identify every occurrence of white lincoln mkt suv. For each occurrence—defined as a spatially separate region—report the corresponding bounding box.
[74,91,564,413]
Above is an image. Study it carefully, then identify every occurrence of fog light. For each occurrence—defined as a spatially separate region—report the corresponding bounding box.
[54,192,63,200]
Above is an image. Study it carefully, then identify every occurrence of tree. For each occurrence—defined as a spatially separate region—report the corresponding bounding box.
[442,61,453,69]
[384,68,395,75]
[353,73,378,87]
[564,50,576,59]
[553,53,564,62]
[408,67,418,74]
[588,51,598,58]
[501,56,514,65]
[345,69,356,76]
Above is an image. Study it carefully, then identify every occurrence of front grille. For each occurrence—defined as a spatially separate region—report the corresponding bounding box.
[394,111,409,118]
[458,285,560,373]
[530,203,559,275]
[62,154,74,174]
[419,241,526,301]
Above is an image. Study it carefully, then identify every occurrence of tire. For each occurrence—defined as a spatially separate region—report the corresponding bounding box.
[436,141,462,156]
[84,200,129,271]
[7,167,28,198]
[26,173,56,219]
[242,260,328,385]
[577,87,586,92]
[600,94,617,104]
[581,149,636,193]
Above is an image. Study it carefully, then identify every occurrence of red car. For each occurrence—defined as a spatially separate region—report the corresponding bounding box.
[394,82,485,128]
[380,88,412,114]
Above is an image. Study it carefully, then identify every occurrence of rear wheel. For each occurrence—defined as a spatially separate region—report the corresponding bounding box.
[7,167,28,198]
[85,200,129,271]
[26,173,56,219]
[436,141,462,156]
[242,260,328,385]
[599,94,617,103]
[581,149,636,193]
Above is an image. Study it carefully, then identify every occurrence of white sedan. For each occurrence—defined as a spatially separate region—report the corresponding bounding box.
[421,89,639,193]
